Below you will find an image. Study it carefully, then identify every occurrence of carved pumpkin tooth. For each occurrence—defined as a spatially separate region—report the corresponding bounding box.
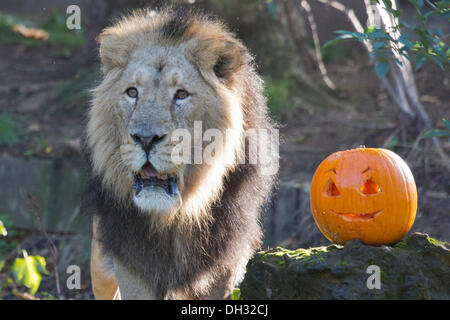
[310,147,417,246]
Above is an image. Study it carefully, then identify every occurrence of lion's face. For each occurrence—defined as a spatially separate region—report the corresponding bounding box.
[116,45,232,214]
[88,35,245,224]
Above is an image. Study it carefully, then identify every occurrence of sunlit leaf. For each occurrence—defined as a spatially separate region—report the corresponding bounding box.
[415,55,427,70]
[375,62,390,78]
[11,250,49,295]
[231,288,241,300]
[322,35,348,48]
[423,129,450,138]
[334,30,366,40]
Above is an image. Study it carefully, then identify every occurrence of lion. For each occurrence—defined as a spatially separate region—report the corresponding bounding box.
[84,7,278,300]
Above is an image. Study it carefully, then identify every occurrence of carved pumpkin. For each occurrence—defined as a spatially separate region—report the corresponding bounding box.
[310,147,417,245]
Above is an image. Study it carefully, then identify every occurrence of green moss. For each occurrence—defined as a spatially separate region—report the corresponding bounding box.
[0,112,27,147]
[52,65,100,115]
[426,236,448,248]
[253,245,333,268]
[380,270,388,283]
[231,288,241,300]
[0,10,84,54]
[394,240,408,249]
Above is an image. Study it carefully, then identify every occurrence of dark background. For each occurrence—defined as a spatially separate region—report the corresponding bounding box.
[0,0,448,299]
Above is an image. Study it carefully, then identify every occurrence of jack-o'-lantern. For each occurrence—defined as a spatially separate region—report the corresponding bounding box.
[310,146,417,245]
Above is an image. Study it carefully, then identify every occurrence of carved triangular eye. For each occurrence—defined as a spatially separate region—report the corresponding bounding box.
[360,178,382,195]
[324,179,341,196]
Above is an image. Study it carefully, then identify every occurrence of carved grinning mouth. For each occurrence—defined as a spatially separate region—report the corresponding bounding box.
[133,162,179,197]
[330,209,383,222]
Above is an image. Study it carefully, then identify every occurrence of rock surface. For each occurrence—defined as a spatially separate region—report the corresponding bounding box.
[241,232,449,299]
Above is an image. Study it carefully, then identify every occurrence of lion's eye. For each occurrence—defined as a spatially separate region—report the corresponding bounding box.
[175,89,189,100]
[126,87,138,98]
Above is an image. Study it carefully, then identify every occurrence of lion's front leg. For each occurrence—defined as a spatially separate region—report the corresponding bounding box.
[198,260,248,300]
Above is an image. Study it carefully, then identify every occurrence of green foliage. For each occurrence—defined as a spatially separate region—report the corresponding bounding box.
[0,220,7,237]
[203,0,297,82]
[321,42,353,63]
[11,250,49,295]
[42,9,84,49]
[324,0,450,77]
[0,216,48,297]
[0,112,26,147]
[53,66,100,114]
[0,112,52,156]
[264,73,296,120]
[0,10,84,55]
[40,291,56,300]
[0,215,17,252]
[0,13,41,47]
[423,118,450,141]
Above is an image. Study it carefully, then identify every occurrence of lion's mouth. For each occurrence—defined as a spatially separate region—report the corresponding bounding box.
[330,209,383,222]
[133,162,179,197]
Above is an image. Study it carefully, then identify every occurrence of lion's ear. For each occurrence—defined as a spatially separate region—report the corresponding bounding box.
[187,37,247,85]
[98,31,131,74]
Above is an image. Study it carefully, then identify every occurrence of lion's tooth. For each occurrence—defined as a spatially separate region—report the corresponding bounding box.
[133,181,143,196]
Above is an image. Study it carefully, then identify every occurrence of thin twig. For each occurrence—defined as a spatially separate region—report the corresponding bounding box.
[11,282,40,300]
[300,0,336,90]
[312,0,449,166]
[312,0,415,117]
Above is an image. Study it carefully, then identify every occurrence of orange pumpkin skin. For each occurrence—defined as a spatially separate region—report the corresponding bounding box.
[310,147,417,245]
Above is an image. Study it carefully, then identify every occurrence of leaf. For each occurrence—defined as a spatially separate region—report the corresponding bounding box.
[334,30,366,40]
[415,55,427,70]
[231,288,241,300]
[392,9,403,18]
[373,41,386,50]
[0,220,7,236]
[423,129,450,138]
[375,62,390,78]
[11,250,49,295]
[429,54,445,69]
[384,135,399,149]
[0,259,5,272]
[322,35,351,48]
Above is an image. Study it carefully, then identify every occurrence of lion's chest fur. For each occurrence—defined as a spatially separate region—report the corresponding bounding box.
[91,178,245,298]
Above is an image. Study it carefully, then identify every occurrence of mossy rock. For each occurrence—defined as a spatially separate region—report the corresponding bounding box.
[240,233,449,300]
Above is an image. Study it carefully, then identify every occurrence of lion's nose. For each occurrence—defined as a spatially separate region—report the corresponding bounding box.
[131,132,167,154]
